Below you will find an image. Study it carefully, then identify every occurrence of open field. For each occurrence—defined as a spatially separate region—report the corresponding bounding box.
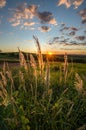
[0,44,86,130]
[0,52,86,63]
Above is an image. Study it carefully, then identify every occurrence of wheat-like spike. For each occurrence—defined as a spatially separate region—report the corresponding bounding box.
[19,71,26,92]
[30,54,37,78]
[64,52,68,83]
[3,62,6,75]
[19,71,24,82]
[30,54,36,70]
[44,58,50,90]
[30,54,37,101]
[74,73,84,93]
[0,80,7,98]
[0,71,7,87]
[18,47,28,71]
[59,66,62,83]
[33,35,44,75]
[0,90,5,100]
[6,71,14,97]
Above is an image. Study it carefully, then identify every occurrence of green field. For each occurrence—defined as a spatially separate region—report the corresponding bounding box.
[0,49,86,130]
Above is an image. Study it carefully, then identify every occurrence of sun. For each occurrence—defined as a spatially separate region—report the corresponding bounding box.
[48,52,53,55]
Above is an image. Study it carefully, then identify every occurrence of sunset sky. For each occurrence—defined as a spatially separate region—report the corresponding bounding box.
[0,0,86,54]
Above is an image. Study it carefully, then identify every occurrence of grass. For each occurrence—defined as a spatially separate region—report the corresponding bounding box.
[0,37,86,130]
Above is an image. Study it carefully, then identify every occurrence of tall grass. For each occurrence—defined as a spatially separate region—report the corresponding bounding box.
[0,37,86,130]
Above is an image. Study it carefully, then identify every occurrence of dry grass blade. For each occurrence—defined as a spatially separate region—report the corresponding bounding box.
[3,62,6,75]
[30,54,37,101]
[67,103,74,118]
[0,71,7,87]
[64,52,68,83]
[30,54,37,77]
[45,59,50,90]
[19,71,26,92]
[0,80,8,106]
[30,54,36,70]
[33,35,44,75]
[59,66,62,83]
[77,125,86,130]
[18,47,28,71]
[74,73,84,94]
[6,71,14,97]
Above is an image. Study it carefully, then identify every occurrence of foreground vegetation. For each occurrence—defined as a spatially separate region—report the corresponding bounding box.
[0,37,86,130]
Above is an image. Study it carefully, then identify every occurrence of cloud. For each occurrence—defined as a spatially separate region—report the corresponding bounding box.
[73,0,84,9]
[75,36,86,41]
[63,43,78,46]
[68,31,76,36]
[58,0,71,8]
[11,20,21,26]
[0,0,6,8]
[57,0,84,9]
[60,27,69,31]
[69,27,78,31]
[48,36,70,45]
[60,38,69,43]
[48,37,60,45]
[60,22,66,27]
[60,26,78,32]
[21,22,35,30]
[37,11,57,25]
[9,3,38,27]
[82,19,86,24]
[84,30,86,33]
[63,42,86,46]
[24,22,35,27]
[9,3,57,28]
[78,8,86,24]
[39,26,51,32]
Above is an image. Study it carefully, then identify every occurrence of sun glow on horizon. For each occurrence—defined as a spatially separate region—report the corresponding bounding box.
[48,52,53,55]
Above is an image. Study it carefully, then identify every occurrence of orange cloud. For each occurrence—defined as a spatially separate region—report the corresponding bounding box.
[0,0,6,8]
[58,0,84,9]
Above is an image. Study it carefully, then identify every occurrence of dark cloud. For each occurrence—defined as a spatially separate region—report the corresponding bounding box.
[63,42,86,46]
[60,27,69,31]
[60,26,78,32]
[60,23,66,27]
[48,37,60,45]
[78,8,86,24]
[84,30,86,33]
[69,27,78,31]
[60,38,69,43]
[53,37,60,42]
[39,26,51,32]
[48,37,70,45]
[75,36,86,41]
[69,31,76,36]
[63,43,78,46]
[82,19,86,24]
[37,11,57,25]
